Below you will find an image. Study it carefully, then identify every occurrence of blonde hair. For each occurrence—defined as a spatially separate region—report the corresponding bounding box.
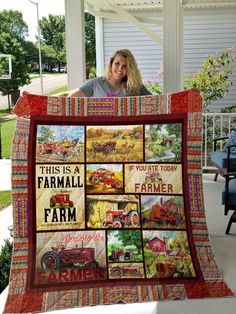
[104,49,143,95]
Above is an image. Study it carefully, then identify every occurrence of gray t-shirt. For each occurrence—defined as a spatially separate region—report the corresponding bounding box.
[80,76,152,97]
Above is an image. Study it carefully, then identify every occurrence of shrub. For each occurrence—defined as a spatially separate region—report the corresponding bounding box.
[184,49,235,111]
[0,239,12,293]
[143,79,162,95]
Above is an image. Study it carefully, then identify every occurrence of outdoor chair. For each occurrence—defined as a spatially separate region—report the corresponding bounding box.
[222,174,236,234]
[210,136,236,182]
[211,136,236,222]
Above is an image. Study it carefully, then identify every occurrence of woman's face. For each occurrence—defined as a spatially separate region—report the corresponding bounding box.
[111,54,128,81]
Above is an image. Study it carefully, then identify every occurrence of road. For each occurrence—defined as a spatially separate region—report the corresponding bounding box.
[0,74,67,109]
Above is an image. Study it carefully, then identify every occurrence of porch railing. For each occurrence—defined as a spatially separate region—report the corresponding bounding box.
[202,112,236,169]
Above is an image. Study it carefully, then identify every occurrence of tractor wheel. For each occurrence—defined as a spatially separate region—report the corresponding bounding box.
[91,176,99,184]
[128,252,135,260]
[118,254,125,262]
[41,251,61,270]
[50,196,57,207]
[110,267,124,277]
[85,261,99,269]
[128,211,139,226]
[101,220,108,228]
[158,178,162,183]
[104,146,112,154]
[69,201,74,207]
[114,180,122,189]
[112,220,122,228]
[175,216,181,226]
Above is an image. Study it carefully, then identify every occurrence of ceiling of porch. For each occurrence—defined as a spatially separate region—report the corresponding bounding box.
[86,0,236,13]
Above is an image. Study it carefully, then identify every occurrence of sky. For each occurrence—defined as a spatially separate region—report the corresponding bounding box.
[0,0,65,42]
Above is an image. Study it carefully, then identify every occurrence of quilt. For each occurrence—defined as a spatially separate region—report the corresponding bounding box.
[3,89,234,313]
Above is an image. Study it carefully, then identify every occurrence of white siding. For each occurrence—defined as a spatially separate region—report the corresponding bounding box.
[103,12,163,87]
[184,8,236,111]
[102,8,236,111]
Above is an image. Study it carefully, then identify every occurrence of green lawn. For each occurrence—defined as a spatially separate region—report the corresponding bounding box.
[0,118,16,158]
[0,190,11,212]
[0,85,69,212]
[45,86,67,96]
[0,109,12,118]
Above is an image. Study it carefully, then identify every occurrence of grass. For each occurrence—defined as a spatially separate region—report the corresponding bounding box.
[0,85,68,211]
[0,118,16,158]
[0,108,12,118]
[0,190,11,212]
[45,86,67,96]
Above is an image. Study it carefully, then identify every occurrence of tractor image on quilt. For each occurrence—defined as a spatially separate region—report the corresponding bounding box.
[145,171,162,183]
[101,209,139,228]
[109,249,135,262]
[89,168,122,188]
[110,266,142,278]
[143,203,182,226]
[155,261,178,277]
[49,193,74,208]
[93,141,116,154]
[40,244,99,270]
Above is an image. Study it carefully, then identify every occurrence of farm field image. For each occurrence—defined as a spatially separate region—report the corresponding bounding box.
[86,164,123,194]
[145,123,182,162]
[143,230,195,279]
[86,195,140,229]
[141,195,186,229]
[107,230,143,263]
[36,125,85,163]
[86,125,143,162]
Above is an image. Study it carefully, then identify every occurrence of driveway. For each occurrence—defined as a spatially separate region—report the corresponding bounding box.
[0,73,67,109]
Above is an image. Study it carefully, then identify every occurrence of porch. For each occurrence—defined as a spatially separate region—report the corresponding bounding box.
[0,170,235,313]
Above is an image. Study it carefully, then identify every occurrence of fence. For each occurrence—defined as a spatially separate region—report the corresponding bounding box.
[202,112,236,169]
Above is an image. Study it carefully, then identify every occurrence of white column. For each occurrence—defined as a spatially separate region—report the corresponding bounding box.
[65,0,86,90]
[163,0,183,93]
[95,16,105,76]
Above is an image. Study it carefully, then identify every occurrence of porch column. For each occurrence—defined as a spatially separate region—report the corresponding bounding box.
[163,0,183,93]
[65,0,86,90]
[95,16,105,77]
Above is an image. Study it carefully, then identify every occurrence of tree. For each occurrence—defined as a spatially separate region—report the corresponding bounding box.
[0,10,31,108]
[0,10,28,42]
[117,230,142,253]
[39,12,96,71]
[39,14,66,71]
[23,41,39,70]
[85,13,96,67]
[37,126,55,143]
[0,33,31,108]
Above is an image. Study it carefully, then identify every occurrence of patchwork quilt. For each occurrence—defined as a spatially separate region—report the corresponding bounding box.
[3,89,233,313]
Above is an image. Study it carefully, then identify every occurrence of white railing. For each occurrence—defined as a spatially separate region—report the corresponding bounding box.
[202,112,236,169]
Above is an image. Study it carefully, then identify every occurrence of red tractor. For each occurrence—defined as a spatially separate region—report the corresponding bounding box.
[110,266,142,278]
[89,168,122,189]
[93,141,116,154]
[143,204,182,226]
[109,249,135,262]
[155,261,178,278]
[40,244,99,270]
[49,193,74,208]
[89,168,114,183]
[101,209,139,228]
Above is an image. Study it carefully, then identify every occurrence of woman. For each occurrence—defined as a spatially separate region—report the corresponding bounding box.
[58,49,151,97]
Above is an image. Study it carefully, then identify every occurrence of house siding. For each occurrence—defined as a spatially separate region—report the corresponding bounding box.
[102,8,236,111]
